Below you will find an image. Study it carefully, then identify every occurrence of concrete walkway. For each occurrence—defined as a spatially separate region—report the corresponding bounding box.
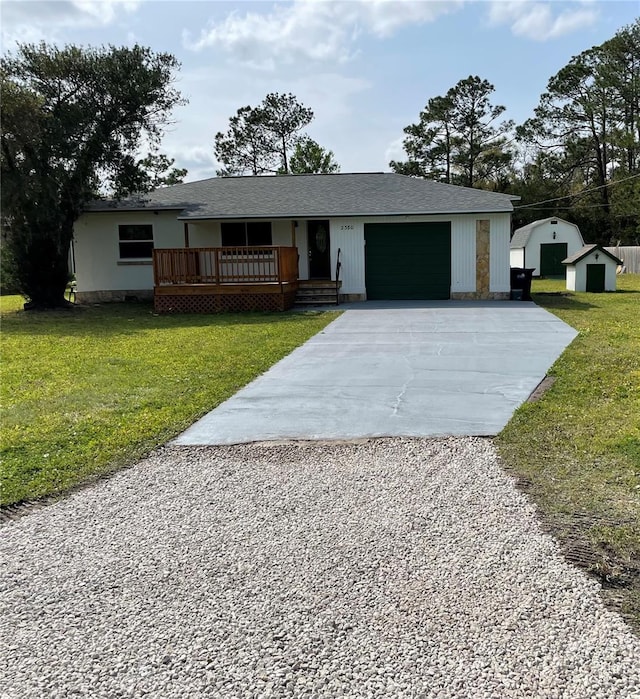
[176,301,577,445]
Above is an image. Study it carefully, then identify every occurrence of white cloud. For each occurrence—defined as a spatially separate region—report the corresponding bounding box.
[384,135,406,166]
[487,1,599,41]
[287,72,372,121]
[184,0,463,65]
[160,64,374,181]
[1,0,140,48]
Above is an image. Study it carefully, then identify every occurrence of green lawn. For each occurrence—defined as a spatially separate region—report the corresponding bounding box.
[497,274,640,629]
[1,298,337,506]
[3,279,639,627]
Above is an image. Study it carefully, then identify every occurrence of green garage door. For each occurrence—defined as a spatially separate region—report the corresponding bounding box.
[365,222,451,299]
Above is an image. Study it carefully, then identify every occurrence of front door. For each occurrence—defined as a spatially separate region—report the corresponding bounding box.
[586,263,605,292]
[307,220,331,278]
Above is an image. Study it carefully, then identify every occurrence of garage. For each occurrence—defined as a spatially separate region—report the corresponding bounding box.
[364,222,451,299]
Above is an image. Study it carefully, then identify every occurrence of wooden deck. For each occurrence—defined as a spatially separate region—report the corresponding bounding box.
[152,247,299,313]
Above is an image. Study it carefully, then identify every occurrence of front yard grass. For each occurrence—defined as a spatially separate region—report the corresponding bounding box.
[497,274,640,629]
[1,298,338,507]
[3,279,639,628]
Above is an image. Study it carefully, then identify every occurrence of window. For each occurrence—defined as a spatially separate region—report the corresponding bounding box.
[118,224,153,259]
[221,221,272,246]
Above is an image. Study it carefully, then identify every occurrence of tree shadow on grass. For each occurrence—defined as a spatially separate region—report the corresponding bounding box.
[532,293,596,312]
[2,302,337,338]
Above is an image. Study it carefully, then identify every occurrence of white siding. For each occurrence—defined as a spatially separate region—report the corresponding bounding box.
[272,220,293,246]
[74,211,183,293]
[327,213,512,297]
[570,252,618,291]
[189,221,219,246]
[510,249,525,267]
[330,219,366,294]
[489,214,511,292]
[523,220,584,275]
[566,266,577,291]
[75,210,514,299]
[605,261,617,291]
[451,216,476,293]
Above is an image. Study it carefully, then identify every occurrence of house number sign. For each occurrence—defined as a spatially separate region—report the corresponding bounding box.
[340,225,354,230]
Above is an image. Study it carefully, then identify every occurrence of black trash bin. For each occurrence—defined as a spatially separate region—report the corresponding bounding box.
[510,268,535,301]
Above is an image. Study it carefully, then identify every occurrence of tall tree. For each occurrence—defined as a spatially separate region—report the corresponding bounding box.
[518,49,614,218]
[390,95,457,182]
[214,93,314,175]
[214,105,278,176]
[288,136,339,174]
[601,20,640,175]
[516,20,640,243]
[260,92,314,174]
[391,76,514,188]
[1,42,184,308]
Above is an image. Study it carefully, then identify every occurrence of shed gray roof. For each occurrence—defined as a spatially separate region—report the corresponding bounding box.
[562,244,623,266]
[86,173,519,220]
[510,217,579,249]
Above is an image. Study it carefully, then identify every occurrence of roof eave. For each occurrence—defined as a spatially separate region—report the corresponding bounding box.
[562,245,623,266]
[177,208,515,221]
[84,205,186,213]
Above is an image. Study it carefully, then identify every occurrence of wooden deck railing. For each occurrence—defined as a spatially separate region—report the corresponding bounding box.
[153,247,299,287]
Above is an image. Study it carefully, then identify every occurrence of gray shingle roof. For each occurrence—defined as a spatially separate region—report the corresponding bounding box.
[562,244,623,266]
[510,217,578,249]
[510,221,539,249]
[86,173,519,219]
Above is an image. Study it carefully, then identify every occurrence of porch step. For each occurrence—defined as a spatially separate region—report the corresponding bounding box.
[298,280,337,289]
[295,281,341,306]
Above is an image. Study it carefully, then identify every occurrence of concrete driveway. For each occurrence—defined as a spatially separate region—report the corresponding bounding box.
[175,301,577,445]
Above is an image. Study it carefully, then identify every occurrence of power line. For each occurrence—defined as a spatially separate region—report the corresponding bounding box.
[517,204,635,215]
[513,172,640,209]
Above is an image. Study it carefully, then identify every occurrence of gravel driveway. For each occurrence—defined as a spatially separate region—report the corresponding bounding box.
[2,438,639,698]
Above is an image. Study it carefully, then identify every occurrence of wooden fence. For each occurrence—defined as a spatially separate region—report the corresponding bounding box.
[605,246,640,275]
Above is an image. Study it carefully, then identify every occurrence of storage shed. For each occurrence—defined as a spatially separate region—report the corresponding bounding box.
[562,245,622,292]
[510,217,584,277]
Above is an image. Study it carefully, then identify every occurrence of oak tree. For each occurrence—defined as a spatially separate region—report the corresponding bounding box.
[1,42,184,308]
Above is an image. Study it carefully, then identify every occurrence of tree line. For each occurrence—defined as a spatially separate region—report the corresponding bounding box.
[1,20,638,307]
[391,20,640,245]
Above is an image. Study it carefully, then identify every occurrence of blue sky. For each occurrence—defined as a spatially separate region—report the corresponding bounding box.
[2,1,638,181]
